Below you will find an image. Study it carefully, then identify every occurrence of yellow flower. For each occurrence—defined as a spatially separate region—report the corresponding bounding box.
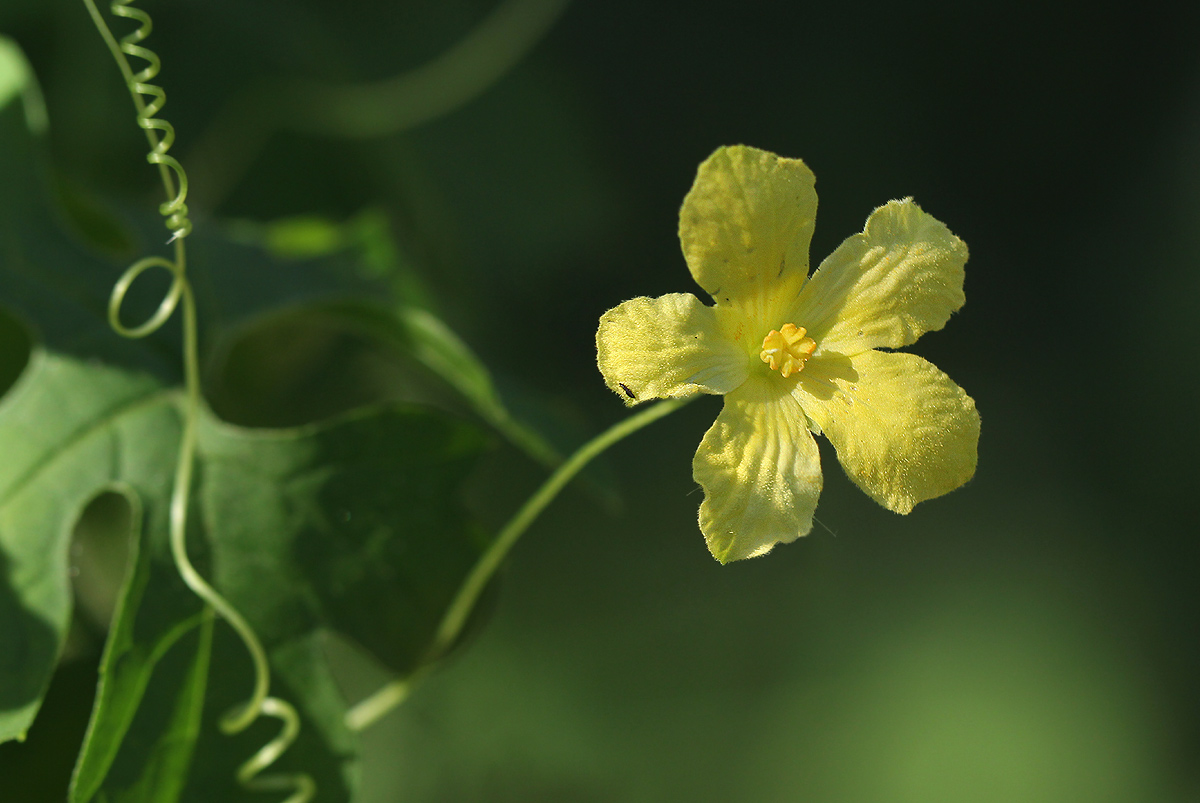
[596,145,980,563]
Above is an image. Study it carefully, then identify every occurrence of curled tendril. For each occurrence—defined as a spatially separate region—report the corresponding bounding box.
[107,255,183,338]
[83,1,312,799]
[107,0,191,239]
[235,698,317,802]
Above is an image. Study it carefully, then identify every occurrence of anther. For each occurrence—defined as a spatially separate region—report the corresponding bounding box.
[759,323,816,378]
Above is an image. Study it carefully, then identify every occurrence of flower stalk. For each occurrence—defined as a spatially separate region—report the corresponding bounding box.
[345,395,692,731]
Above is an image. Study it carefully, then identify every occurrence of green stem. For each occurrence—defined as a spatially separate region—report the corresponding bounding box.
[345,395,694,731]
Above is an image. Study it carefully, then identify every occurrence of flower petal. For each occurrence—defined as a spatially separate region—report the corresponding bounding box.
[791,199,967,355]
[597,293,749,405]
[693,377,822,563]
[795,350,978,514]
[679,145,817,321]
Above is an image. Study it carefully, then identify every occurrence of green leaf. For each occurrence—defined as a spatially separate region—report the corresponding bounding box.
[0,36,493,801]
[217,207,621,510]
[0,36,185,746]
[75,609,214,803]
[203,296,620,511]
[224,212,565,468]
[199,406,489,675]
[0,349,178,745]
[0,36,27,108]
[72,404,488,803]
[324,300,563,469]
[0,36,44,135]
[66,477,209,803]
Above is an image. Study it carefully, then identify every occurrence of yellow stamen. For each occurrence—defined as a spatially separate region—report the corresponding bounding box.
[759,323,816,378]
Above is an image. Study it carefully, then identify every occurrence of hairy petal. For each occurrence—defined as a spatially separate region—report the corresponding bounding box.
[596,293,749,405]
[792,199,967,355]
[679,145,817,323]
[795,350,978,514]
[694,377,822,563]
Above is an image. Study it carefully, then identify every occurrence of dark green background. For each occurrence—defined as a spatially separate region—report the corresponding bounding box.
[2,0,1198,800]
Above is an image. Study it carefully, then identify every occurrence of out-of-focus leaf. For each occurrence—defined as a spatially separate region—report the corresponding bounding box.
[0,349,176,746]
[72,404,489,803]
[199,404,490,677]
[0,36,27,107]
[0,36,493,802]
[224,212,565,467]
[339,301,562,468]
[0,34,183,745]
[72,608,213,803]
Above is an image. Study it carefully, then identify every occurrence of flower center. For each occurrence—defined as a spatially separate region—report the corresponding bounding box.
[759,323,816,378]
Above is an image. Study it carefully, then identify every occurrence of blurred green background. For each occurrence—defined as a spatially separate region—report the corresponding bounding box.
[2,0,1199,800]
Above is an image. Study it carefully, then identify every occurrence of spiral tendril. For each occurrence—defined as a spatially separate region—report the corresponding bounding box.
[82,1,312,799]
[109,0,191,239]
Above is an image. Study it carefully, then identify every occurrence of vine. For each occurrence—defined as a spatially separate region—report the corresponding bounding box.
[78,0,689,785]
[80,1,313,800]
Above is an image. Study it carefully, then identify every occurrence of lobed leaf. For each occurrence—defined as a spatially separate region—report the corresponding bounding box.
[0,36,495,801]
